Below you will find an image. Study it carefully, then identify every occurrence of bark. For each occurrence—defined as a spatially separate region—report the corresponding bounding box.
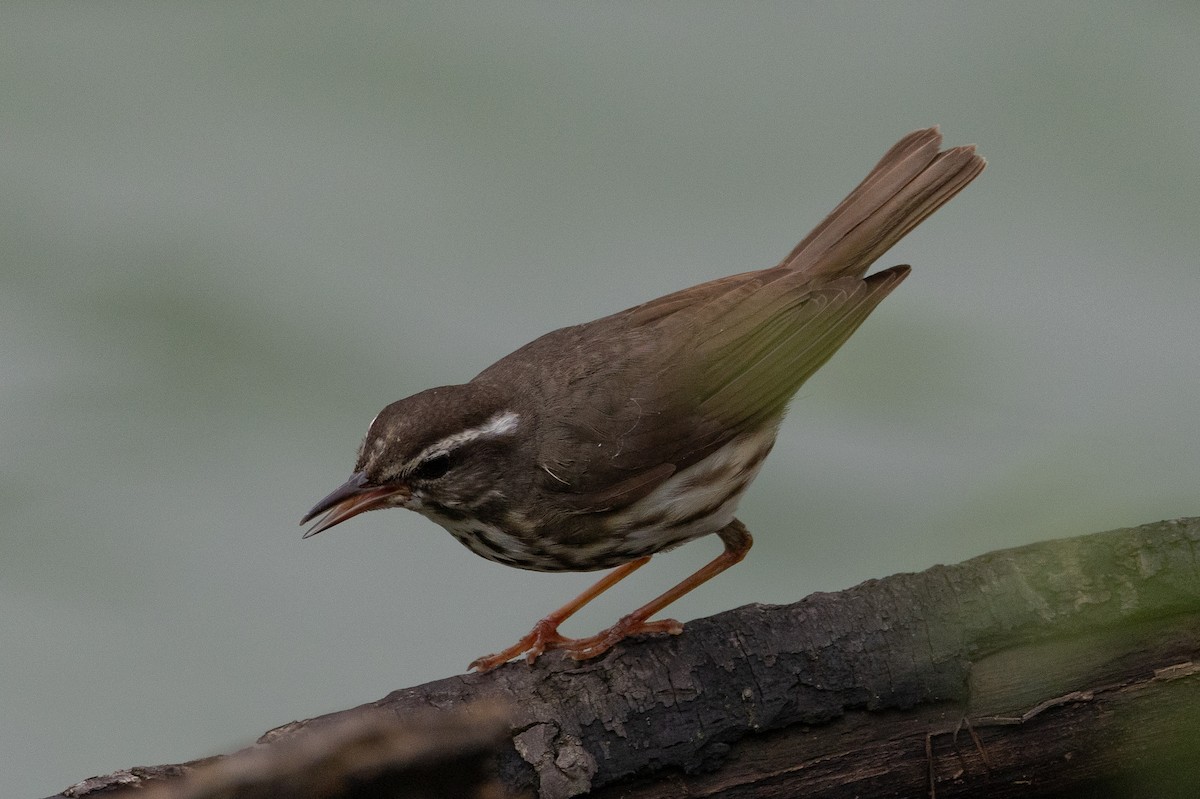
[51,517,1200,799]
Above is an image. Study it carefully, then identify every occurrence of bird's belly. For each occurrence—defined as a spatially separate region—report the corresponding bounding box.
[613,424,777,551]
[427,425,777,573]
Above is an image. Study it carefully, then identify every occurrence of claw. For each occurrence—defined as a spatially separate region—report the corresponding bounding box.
[552,616,684,662]
[469,618,569,672]
[469,615,685,671]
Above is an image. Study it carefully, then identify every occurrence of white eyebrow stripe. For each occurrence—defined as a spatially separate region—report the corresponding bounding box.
[405,411,520,471]
[479,410,520,437]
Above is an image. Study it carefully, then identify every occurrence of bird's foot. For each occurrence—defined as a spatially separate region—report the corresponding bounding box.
[549,615,684,662]
[469,617,571,672]
[469,615,684,671]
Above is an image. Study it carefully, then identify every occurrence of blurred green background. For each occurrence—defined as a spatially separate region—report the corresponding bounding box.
[3,2,1197,795]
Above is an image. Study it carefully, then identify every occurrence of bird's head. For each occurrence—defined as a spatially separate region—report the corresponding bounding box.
[300,383,522,537]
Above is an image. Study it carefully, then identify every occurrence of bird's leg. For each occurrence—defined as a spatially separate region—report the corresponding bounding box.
[555,520,753,662]
[468,555,652,672]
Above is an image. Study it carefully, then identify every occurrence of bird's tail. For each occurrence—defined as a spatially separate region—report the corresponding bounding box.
[777,127,985,280]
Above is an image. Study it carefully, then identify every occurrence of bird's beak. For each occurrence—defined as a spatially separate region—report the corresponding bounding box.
[300,471,408,539]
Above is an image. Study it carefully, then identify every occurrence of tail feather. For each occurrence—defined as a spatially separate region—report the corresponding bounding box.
[777,127,985,280]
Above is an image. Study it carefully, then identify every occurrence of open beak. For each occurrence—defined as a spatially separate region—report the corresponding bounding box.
[300,471,408,539]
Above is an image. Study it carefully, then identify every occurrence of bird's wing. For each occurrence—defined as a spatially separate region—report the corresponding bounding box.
[684,265,910,434]
[538,265,908,512]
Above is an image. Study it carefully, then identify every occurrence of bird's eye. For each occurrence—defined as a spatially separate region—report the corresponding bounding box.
[413,452,452,481]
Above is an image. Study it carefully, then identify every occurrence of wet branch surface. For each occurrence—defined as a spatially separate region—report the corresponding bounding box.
[52,517,1200,799]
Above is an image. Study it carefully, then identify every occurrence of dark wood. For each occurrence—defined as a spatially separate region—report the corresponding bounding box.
[57,707,513,799]
[51,517,1200,799]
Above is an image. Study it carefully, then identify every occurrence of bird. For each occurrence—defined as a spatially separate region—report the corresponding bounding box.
[301,127,985,672]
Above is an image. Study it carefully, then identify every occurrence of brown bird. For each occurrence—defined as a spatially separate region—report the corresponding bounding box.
[302,127,985,672]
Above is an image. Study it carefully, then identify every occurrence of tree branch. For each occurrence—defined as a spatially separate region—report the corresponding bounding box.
[52,517,1200,799]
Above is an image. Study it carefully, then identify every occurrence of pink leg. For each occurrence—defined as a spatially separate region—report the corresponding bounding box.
[470,520,753,671]
[469,555,652,672]
[552,521,753,662]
